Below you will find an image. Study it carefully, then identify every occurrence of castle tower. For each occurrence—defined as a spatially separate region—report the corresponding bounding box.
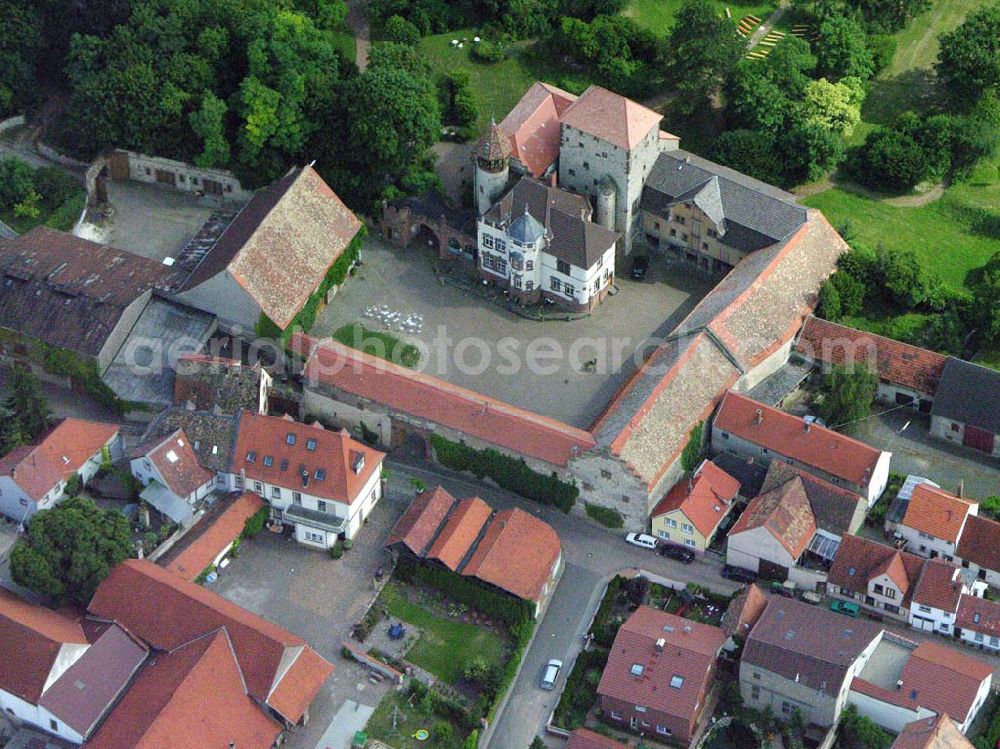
[474,119,511,215]
[595,177,617,233]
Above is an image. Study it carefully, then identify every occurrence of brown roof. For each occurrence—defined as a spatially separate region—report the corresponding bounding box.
[729,476,816,559]
[598,607,725,723]
[651,460,741,538]
[0,418,119,501]
[427,497,492,572]
[722,584,768,639]
[0,588,87,704]
[137,408,238,475]
[476,119,512,163]
[891,713,975,749]
[899,642,994,723]
[462,507,561,603]
[795,316,947,396]
[902,484,977,543]
[499,81,578,177]
[134,428,214,499]
[560,85,662,150]
[957,514,1000,574]
[828,535,924,604]
[743,598,882,695]
[87,559,333,723]
[565,729,630,749]
[0,228,182,358]
[384,486,456,555]
[84,628,283,749]
[714,392,884,488]
[173,354,265,414]
[911,559,965,612]
[164,492,265,581]
[231,412,384,504]
[956,595,1000,638]
[180,166,361,330]
[297,334,595,467]
[760,460,865,536]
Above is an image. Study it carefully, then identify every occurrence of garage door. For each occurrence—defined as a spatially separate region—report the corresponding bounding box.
[911,615,934,632]
[964,425,996,454]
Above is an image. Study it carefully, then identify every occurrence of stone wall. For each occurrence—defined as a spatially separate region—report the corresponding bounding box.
[118,151,253,202]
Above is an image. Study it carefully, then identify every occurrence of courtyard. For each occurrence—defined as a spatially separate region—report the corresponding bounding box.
[312,236,714,428]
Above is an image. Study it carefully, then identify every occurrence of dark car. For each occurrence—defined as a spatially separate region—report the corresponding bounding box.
[660,544,695,564]
[721,565,757,584]
[630,255,650,280]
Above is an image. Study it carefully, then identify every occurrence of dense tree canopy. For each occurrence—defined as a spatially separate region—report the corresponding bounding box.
[815,15,875,80]
[817,364,879,430]
[667,0,745,110]
[2,365,50,451]
[937,3,1000,107]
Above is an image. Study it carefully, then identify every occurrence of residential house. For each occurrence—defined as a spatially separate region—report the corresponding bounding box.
[721,584,768,646]
[891,713,975,749]
[0,418,121,523]
[650,459,740,553]
[711,452,769,499]
[896,484,978,561]
[929,358,1000,458]
[794,316,946,412]
[385,487,563,616]
[957,514,1000,587]
[173,164,362,334]
[173,354,271,414]
[88,558,334,727]
[129,429,215,526]
[225,412,384,547]
[740,598,883,728]
[598,606,726,743]
[885,475,941,534]
[711,392,892,505]
[827,535,925,623]
[908,559,985,634]
[956,595,1000,653]
[0,588,146,745]
[564,729,629,749]
[133,407,238,489]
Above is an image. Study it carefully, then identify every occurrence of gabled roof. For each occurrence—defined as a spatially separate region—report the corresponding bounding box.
[722,583,768,640]
[911,559,965,612]
[795,316,947,396]
[827,535,924,603]
[891,713,975,749]
[87,559,333,724]
[426,497,492,572]
[931,357,1000,434]
[231,412,384,504]
[956,594,1000,638]
[0,418,119,501]
[83,628,283,749]
[597,607,725,722]
[499,81,578,177]
[759,460,865,536]
[560,85,662,150]
[297,334,595,468]
[173,355,265,414]
[179,165,361,330]
[898,641,993,723]
[651,460,740,537]
[901,484,977,543]
[133,428,213,499]
[956,514,1000,573]
[729,476,816,559]
[163,492,265,581]
[0,587,87,704]
[565,728,630,749]
[713,392,885,488]
[384,486,456,555]
[137,407,238,474]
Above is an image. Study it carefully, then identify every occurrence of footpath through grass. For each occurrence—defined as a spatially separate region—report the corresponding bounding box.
[332,323,421,368]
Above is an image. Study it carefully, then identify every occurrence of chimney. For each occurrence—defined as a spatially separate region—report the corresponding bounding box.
[803,419,810,433]
[754,408,763,426]
[655,638,665,653]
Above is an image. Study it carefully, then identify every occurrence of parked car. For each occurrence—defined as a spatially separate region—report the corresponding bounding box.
[540,659,563,690]
[660,544,695,564]
[721,565,757,584]
[630,255,650,280]
[770,580,797,598]
[625,532,659,550]
[801,591,822,605]
[829,599,861,618]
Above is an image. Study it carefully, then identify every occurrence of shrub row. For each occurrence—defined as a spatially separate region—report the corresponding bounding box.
[584,503,624,529]
[429,433,578,512]
[590,576,625,649]
[551,648,610,730]
[241,507,268,539]
[408,679,480,733]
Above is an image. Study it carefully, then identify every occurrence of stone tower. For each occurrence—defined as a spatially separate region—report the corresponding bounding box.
[474,119,511,215]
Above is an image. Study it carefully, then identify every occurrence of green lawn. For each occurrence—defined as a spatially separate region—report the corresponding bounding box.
[332,323,421,368]
[365,691,465,749]
[623,0,776,34]
[382,583,505,684]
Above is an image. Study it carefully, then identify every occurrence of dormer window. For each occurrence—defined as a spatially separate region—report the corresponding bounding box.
[263,455,273,467]
[352,454,365,474]
[246,451,257,463]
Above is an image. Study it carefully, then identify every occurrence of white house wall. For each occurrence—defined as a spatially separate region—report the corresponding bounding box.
[847,689,930,734]
[174,271,261,335]
[726,526,795,574]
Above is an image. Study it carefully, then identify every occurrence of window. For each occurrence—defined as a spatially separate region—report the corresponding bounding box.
[976,632,984,642]
[495,239,506,253]
[885,604,899,614]
[512,257,523,271]
[630,664,645,677]
[514,275,522,289]
[684,539,696,548]
[317,500,327,512]
[246,451,257,463]
[657,725,672,736]
[991,637,999,647]
[670,228,677,237]
[610,711,622,720]
[271,487,281,499]
[752,672,761,680]
[495,257,507,274]
[254,481,263,493]
[526,281,534,291]
[873,584,883,595]
[975,612,982,623]
[564,284,575,297]
[304,531,324,543]
[550,277,561,292]
[583,161,589,169]
[315,468,326,481]
[682,234,689,242]
[293,492,302,505]
[658,530,670,540]
[919,605,932,613]
[263,455,273,467]
[708,228,718,238]
[50,720,58,731]
[675,216,686,225]
[143,459,151,470]
[682,523,694,534]
[666,518,677,528]
[702,241,708,250]
[526,259,534,270]
[750,685,760,700]
[286,433,296,446]
[654,221,661,230]
[635,705,647,713]
[483,234,494,249]
[306,439,317,451]
[669,675,684,689]
[951,422,960,432]
[782,702,793,715]
[601,469,612,479]
[557,259,571,275]
[280,458,289,471]
[235,476,244,488]
[885,588,896,599]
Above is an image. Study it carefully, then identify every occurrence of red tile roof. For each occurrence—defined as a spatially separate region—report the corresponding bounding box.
[722,584,768,639]
[899,641,993,722]
[565,728,630,749]
[729,476,816,559]
[957,514,1000,575]
[827,535,924,604]
[891,713,975,749]
[232,411,384,504]
[87,559,333,724]
[134,428,213,499]
[713,392,884,488]
[462,508,561,603]
[499,82,578,177]
[795,316,947,396]
[164,493,265,581]
[561,86,663,150]
[295,334,595,467]
[651,460,741,538]
[956,595,1000,638]
[84,628,283,749]
[384,486,456,555]
[427,497,492,572]
[598,607,725,723]
[0,418,119,501]
[911,559,965,612]
[902,484,977,543]
[0,587,87,703]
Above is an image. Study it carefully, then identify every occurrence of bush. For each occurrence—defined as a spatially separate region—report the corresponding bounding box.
[328,542,344,559]
[383,15,420,45]
[552,648,610,730]
[471,39,506,63]
[585,503,624,528]
[816,278,842,321]
[242,507,268,539]
[680,421,704,473]
[433,721,453,744]
[868,33,896,73]
[63,473,82,498]
[342,537,353,550]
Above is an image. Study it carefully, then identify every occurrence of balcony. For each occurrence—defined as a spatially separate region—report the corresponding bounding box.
[282,504,346,534]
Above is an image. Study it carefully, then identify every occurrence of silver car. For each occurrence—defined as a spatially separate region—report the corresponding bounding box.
[540,658,563,690]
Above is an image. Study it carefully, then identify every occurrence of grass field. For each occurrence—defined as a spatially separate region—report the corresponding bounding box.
[332,323,421,368]
[623,0,776,34]
[382,583,505,684]
[365,691,465,749]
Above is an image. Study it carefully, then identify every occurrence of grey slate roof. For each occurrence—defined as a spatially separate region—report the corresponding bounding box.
[931,357,1000,434]
[140,480,194,524]
[711,451,769,498]
[642,150,808,252]
[508,208,545,244]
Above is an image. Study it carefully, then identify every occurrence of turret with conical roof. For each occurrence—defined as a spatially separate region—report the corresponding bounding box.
[474,119,511,215]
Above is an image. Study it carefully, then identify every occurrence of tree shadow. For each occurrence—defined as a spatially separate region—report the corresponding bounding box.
[861,68,941,125]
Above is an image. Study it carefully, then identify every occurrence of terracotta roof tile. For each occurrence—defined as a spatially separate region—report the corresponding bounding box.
[385,487,456,555]
[565,728,630,749]
[911,559,965,612]
[499,82,578,177]
[651,460,740,538]
[759,460,865,536]
[560,85,662,150]
[173,355,265,413]
[728,476,816,559]
[427,497,492,571]
[901,484,976,543]
[957,514,1000,573]
[722,584,768,639]
[891,713,975,749]
[899,641,994,722]
[828,535,924,604]
[956,595,1000,638]
[136,429,214,499]
[163,493,265,581]
[265,645,334,725]
[795,316,946,396]
[714,392,884,488]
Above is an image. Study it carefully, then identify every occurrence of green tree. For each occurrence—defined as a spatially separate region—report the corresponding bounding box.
[982,496,1000,521]
[0,158,38,210]
[681,421,705,472]
[817,364,878,429]
[816,278,842,320]
[667,0,745,110]
[765,36,817,97]
[878,246,926,307]
[837,704,892,749]
[779,120,843,183]
[800,78,862,136]
[815,15,874,81]
[4,365,49,441]
[725,63,791,134]
[384,14,421,45]
[972,252,1000,345]
[848,123,931,191]
[710,129,785,186]
[0,0,44,116]
[830,269,866,315]
[0,407,26,454]
[530,738,547,749]
[10,497,135,607]
[937,4,1000,107]
[188,92,230,168]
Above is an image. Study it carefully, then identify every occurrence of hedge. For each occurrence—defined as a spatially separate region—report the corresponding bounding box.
[584,503,624,528]
[552,648,610,730]
[429,433,578,512]
[241,507,268,539]
[591,576,625,648]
